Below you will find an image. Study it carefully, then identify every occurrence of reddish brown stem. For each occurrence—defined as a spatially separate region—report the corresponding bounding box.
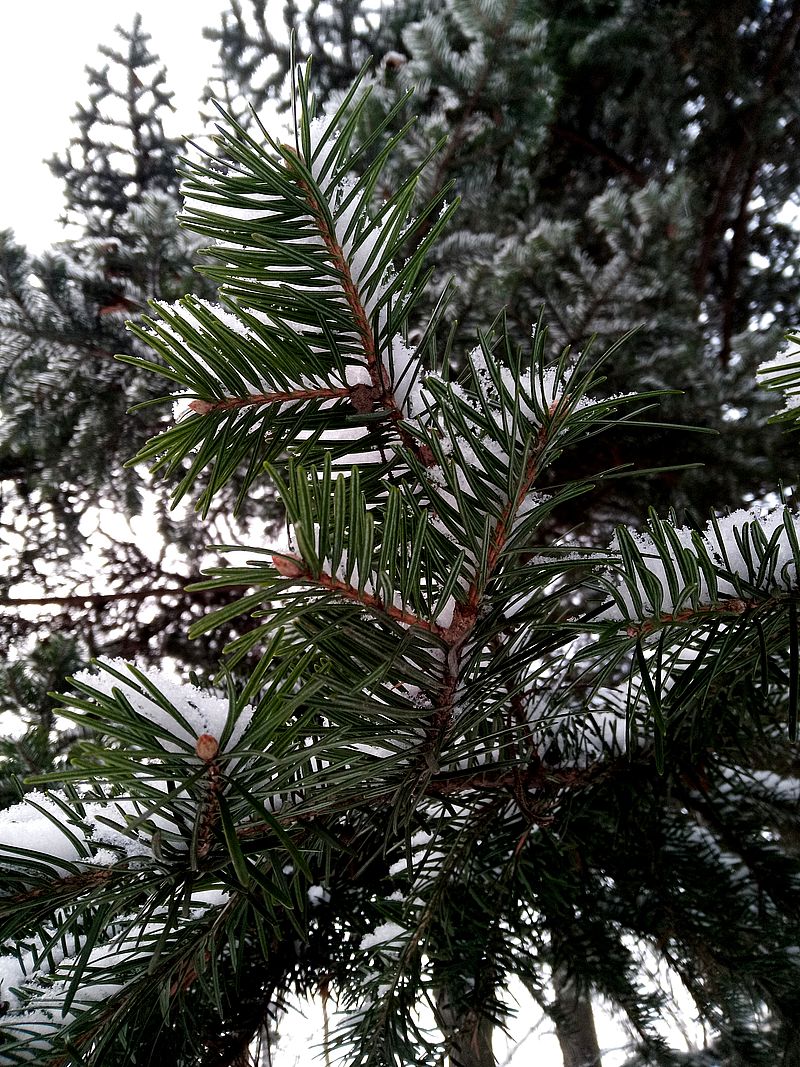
[277,556,447,636]
[624,597,755,637]
[423,426,552,757]
[190,386,350,415]
[285,149,436,466]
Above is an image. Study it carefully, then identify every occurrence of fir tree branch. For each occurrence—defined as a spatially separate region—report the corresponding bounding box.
[423,422,552,762]
[621,597,759,638]
[0,867,116,912]
[273,554,448,636]
[284,149,436,466]
[424,762,598,798]
[405,0,523,257]
[189,385,351,414]
[718,156,760,368]
[195,736,222,860]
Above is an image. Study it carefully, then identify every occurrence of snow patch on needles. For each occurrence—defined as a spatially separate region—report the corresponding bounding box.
[0,792,89,872]
[0,888,231,1055]
[599,506,800,621]
[359,922,406,952]
[757,333,800,415]
[308,885,331,907]
[308,115,341,187]
[73,660,254,754]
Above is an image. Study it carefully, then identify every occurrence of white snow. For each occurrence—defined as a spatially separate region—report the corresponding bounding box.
[344,364,373,387]
[359,922,406,951]
[757,334,800,414]
[600,506,800,621]
[72,660,255,754]
[0,792,88,869]
[308,885,331,906]
[308,115,340,186]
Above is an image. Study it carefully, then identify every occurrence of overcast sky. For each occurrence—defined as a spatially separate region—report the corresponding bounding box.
[0,1,240,251]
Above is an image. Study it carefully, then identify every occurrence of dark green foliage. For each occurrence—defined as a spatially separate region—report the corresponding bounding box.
[0,637,84,809]
[336,0,800,524]
[2,5,800,1066]
[2,64,800,1066]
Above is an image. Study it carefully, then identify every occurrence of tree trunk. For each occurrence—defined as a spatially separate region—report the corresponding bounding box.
[551,966,602,1067]
[435,984,496,1067]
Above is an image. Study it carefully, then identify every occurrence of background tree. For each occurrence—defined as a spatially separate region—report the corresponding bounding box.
[0,3,408,691]
[201,0,419,126]
[48,13,182,236]
[0,18,263,853]
[334,0,800,528]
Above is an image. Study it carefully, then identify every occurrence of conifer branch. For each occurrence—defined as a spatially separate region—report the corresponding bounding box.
[273,554,448,635]
[410,0,522,250]
[285,149,436,466]
[425,423,552,759]
[0,867,116,912]
[622,597,756,638]
[8,33,800,1062]
[195,735,222,860]
[189,385,351,414]
[693,0,800,331]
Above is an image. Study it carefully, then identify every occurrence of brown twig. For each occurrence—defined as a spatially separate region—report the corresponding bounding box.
[189,386,351,415]
[622,597,756,638]
[424,425,552,749]
[195,734,222,860]
[0,586,188,609]
[273,554,448,636]
[0,867,115,911]
[284,149,436,467]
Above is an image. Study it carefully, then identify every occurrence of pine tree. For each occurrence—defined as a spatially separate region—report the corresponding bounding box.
[0,20,280,692]
[48,14,182,237]
[0,20,275,863]
[1,64,799,1067]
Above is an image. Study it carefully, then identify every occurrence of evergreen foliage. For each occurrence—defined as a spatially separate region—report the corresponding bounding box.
[0,22,271,695]
[202,0,416,126]
[0,196,241,669]
[1,62,799,1067]
[0,5,402,684]
[3,4,800,1065]
[0,637,83,810]
[48,15,182,237]
[324,0,800,525]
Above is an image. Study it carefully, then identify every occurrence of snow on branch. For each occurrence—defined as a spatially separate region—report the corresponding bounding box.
[757,331,800,420]
[597,506,800,624]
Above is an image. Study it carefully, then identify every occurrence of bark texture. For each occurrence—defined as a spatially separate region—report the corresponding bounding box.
[551,966,602,1067]
[435,984,496,1067]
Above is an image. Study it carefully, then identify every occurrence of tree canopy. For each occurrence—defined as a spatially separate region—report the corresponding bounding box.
[2,4,800,1066]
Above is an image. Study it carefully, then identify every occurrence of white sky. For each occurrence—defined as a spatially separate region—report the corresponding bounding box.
[0,1,237,250]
